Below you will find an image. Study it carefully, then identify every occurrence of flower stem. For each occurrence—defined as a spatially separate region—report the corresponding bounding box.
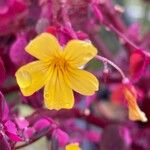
[15,127,51,149]
[26,108,108,128]
[95,55,126,80]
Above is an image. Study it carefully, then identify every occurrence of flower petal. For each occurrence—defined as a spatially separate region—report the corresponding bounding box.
[25,33,61,61]
[15,61,48,96]
[124,88,147,122]
[44,68,74,110]
[64,40,97,67]
[65,143,81,150]
[66,69,99,95]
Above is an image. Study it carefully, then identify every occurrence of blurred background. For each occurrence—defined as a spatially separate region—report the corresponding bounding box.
[1,0,150,150]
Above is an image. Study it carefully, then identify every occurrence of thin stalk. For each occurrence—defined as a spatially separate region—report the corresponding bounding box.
[95,55,126,80]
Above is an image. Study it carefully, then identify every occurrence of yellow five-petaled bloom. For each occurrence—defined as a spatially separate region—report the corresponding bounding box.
[15,33,99,110]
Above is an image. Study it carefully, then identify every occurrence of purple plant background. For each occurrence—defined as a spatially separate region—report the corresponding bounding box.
[0,0,150,150]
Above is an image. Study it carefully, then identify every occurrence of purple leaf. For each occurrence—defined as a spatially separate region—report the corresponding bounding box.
[0,92,9,121]
[4,120,17,134]
[129,50,147,82]
[21,92,43,108]
[0,58,5,85]
[0,133,11,150]
[100,125,131,150]
[85,131,101,142]
[33,118,51,131]
[24,127,35,139]
[132,128,150,150]
[9,34,33,66]
[0,0,26,34]
[126,23,141,43]
[52,129,69,147]
[15,117,29,130]
[4,120,22,142]
[85,94,96,107]
[8,0,26,14]
[6,132,22,142]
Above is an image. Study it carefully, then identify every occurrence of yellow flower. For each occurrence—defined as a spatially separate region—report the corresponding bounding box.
[15,33,99,110]
[124,88,147,122]
[65,143,81,150]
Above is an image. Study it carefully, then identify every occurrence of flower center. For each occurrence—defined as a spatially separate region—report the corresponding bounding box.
[52,57,69,70]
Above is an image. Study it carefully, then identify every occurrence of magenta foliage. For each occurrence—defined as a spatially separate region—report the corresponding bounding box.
[52,129,69,147]
[1,0,150,150]
[100,124,132,150]
[9,34,33,66]
[0,0,26,35]
[0,92,22,150]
